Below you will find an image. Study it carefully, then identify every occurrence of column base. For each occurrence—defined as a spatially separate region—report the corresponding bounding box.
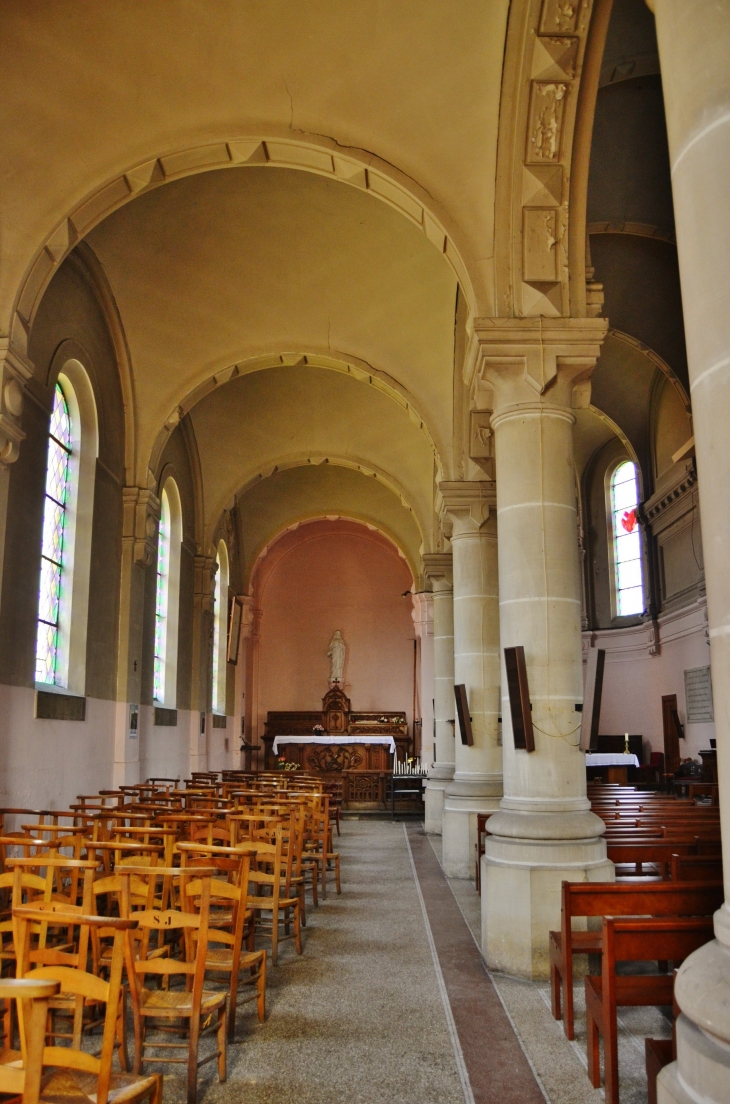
[482,820,612,978]
[442,774,502,879]
[658,908,730,1104]
[424,763,455,834]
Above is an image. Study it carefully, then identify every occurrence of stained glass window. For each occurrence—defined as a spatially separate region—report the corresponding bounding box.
[153,490,171,703]
[211,553,222,712]
[36,384,72,684]
[610,460,644,617]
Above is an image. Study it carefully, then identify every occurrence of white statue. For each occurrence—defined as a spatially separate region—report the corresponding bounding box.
[327,630,346,684]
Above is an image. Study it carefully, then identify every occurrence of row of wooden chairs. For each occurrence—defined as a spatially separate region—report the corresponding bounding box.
[0,772,342,1104]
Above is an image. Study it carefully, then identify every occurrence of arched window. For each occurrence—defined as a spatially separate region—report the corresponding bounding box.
[35,362,99,693]
[609,460,644,617]
[153,480,182,706]
[36,384,72,684]
[211,540,229,715]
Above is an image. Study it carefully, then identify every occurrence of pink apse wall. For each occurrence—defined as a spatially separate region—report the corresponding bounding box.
[251,519,415,738]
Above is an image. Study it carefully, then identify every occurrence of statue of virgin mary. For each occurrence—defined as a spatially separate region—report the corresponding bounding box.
[327,631,346,684]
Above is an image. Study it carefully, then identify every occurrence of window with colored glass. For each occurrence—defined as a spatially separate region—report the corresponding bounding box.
[610,460,644,616]
[153,489,171,702]
[36,384,72,684]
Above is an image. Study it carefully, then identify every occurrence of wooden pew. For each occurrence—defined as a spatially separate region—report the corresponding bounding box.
[586,917,713,1104]
[670,854,723,882]
[549,881,722,1040]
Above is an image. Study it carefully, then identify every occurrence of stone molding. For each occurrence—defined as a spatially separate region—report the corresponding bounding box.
[644,458,697,532]
[422,551,453,593]
[494,0,603,318]
[438,480,496,538]
[468,317,608,409]
[411,591,433,638]
[239,595,256,640]
[0,339,33,468]
[122,487,160,568]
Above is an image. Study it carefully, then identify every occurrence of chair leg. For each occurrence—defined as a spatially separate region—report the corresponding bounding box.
[257,955,266,1022]
[563,966,575,1041]
[294,903,302,956]
[550,962,561,1021]
[217,1005,227,1082]
[586,1006,601,1089]
[228,969,239,1044]
[271,909,278,966]
[334,854,341,894]
[116,987,129,1071]
[604,1009,620,1104]
[187,1013,200,1104]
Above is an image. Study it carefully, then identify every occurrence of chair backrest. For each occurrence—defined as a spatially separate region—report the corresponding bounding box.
[13,907,137,1104]
[0,978,61,1104]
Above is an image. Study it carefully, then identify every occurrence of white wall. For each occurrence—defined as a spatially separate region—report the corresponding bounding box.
[0,685,114,813]
[586,598,715,762]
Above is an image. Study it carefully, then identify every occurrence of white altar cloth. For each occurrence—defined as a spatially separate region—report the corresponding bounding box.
[585,753,640,767]
[272,734,396,754]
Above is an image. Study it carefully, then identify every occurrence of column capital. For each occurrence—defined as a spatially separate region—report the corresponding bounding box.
[122,487,160,568]
[438,480,496,538]
[0,339,33,468]
[411,591,433,638]
[422,552,453,592]
[471,317,608,413]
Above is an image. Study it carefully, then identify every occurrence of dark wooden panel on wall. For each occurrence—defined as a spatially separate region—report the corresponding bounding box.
[454,684,473,746]
[504,646,534,752]
[154,707,177,727]
[35,691,86,722]
[580,647,605,751]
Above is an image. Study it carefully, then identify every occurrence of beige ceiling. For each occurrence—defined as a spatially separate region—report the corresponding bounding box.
[0,0,510,334]
[236,465,424,589]
[87,167,457,483]
[189,364,436,551]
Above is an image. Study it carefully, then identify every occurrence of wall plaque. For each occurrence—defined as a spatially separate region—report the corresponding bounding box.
[684,665,714,723]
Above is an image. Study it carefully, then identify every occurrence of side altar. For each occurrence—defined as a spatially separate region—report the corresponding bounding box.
[262,686,410,809]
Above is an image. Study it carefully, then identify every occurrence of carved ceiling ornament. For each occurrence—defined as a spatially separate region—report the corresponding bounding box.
[495,0,602,319]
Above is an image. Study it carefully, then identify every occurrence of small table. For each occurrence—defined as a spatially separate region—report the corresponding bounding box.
[585,752,640,785]
[390,774,426,820]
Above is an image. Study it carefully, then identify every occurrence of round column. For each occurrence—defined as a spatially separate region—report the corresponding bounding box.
[646,4,730,1100]
[478,320,611,978]
[423,554,455,834]
[440,482,502,879]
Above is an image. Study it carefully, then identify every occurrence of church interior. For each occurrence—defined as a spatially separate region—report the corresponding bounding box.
[0,1,728,1102]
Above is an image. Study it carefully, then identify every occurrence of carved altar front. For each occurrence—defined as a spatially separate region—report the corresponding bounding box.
[263,686,410,808]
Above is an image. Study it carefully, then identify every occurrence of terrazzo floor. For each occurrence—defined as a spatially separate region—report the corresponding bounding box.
[154,820,669,1104]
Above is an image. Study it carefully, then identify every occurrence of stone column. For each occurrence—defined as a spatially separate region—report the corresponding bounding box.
[476,319,612,978]
[440,483,502,878]
[411,590,434,763]
[423,553,455,834]
[644,4,730,1100]
[112,487,159,788]
[188,553,215,775]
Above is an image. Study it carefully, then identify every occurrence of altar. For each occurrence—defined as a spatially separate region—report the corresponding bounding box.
[263,686,410,809]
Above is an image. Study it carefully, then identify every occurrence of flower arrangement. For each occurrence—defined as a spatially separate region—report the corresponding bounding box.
[313,724,325,735]
[276,756,300,771]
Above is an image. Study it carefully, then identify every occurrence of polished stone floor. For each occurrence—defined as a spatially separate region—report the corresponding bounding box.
[156,820,668,1103]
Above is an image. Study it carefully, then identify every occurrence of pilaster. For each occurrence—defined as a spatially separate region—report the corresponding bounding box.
[423,553,455,834]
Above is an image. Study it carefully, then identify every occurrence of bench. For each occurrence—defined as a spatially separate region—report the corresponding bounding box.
[549,881,722,1040]
[586,917,713,1104]
[670,853,723,882]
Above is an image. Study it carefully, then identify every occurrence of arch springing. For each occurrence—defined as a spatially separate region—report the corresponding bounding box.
[609,460,644,617]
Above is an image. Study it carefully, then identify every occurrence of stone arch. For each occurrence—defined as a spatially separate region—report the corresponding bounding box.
[146,350,446,493]
[11,134,476,361]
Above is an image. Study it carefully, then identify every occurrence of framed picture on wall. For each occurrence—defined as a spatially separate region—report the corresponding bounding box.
[227,596,243,664]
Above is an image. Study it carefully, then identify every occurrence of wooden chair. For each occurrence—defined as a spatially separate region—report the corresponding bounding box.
[0,977,60,1104]
[121,867,226,1104]
[184,862,267,1041]
[247,827,301,966]
[549,880,723,1040]
[13,907,161,1104]
[585,916,713,1104]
